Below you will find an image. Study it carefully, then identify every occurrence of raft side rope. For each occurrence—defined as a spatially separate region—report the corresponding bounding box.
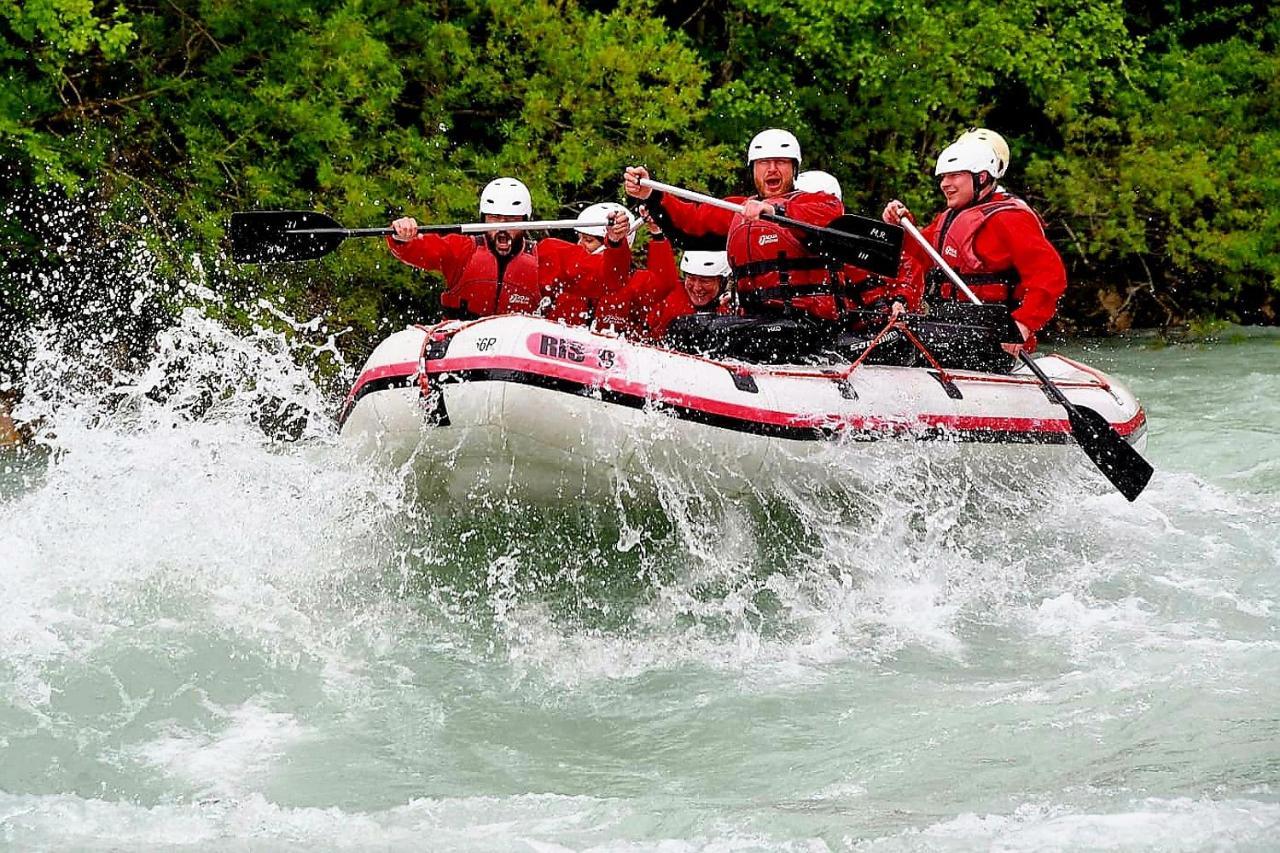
[841,312,906,377]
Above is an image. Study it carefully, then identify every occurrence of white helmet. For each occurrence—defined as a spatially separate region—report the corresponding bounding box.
[934,138,1002,178]
[680,250,731,278]
[956,128,1009,178]
[795,170,842,200]
[479,177,532,218]
[747,128,802,165]
[574,202,636,247]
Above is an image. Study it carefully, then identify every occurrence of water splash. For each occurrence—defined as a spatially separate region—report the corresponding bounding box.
[1,227,1278,847]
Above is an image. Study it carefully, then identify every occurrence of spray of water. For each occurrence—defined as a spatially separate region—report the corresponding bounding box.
[2,198,1278,848]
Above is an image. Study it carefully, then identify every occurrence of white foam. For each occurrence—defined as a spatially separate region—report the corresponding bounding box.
[128,702,309,799]
[0,307,413,743]
[0,791,633,851]
[854,797,1280,851]
[3,258,1279,851]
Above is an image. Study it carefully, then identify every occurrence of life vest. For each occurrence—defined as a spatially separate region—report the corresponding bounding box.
[727,190,835,306]
[924,195,1041,305]
[442,236,542,318]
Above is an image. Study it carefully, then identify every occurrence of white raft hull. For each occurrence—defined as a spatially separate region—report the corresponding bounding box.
[339,316,1148,501]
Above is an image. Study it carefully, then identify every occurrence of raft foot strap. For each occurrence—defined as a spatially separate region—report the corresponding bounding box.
[821,369,858,399]
[840,313,903,379]
[928,371,964,400]
[729,370,760,394]
[895,321,969,398]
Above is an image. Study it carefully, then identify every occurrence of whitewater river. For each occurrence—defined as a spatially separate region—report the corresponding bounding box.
[1,317,1278,851]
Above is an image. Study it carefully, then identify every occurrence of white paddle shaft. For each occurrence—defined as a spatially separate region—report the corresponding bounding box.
[456,218,607,233]
[638,178,747,216]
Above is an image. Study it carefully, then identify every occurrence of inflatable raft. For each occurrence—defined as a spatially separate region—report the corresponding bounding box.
[338,315,1148,501]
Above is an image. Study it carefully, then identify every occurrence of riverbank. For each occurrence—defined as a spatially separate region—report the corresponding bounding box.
[0,396,21,448]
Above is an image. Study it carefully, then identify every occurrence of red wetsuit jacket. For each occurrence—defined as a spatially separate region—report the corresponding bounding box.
[903,193,1067,344]
[541,243,610,326]
[654,188,844,319]
[595,237,681,341]
[824,264,924,317]
[386,232,589,319]
[641,243,726,342]
[649,287,714,342]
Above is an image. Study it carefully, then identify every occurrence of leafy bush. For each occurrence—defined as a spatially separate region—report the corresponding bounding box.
[2,0,1277,372]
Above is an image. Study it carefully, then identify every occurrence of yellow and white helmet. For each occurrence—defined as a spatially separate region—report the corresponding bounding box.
[956,128,1010,178]
[934,138,1002,178]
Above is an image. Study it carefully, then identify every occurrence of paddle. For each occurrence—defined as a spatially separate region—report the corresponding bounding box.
[637,178,904,277]
[229,210,608,264]
[897,217,1154,501]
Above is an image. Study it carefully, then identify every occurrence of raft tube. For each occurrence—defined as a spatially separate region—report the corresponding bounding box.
[339,316,1147,501]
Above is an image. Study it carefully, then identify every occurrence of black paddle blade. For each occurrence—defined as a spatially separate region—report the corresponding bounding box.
[229,211,347,263]
[803,213,905,277]
[1067,404,1154,502]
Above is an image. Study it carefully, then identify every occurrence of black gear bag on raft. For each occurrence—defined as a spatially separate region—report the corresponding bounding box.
[839,302,1026,373]
[662,314,843,364]
[662,303,1024,371]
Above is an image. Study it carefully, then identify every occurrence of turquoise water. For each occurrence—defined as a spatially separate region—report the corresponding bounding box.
[1,314,1278,851]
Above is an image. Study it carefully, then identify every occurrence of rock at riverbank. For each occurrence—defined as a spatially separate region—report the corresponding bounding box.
[0,397,21,447]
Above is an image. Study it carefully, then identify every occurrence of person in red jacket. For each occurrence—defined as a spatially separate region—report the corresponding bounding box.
[647,250,732,341]
[881,136,1067,354]
[593,206,680,339]
[794,169,922,317]
[388,177,599,321]
[622,128,844,320]
[542,202,637,326]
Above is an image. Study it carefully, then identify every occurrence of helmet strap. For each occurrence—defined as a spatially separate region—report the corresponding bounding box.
[967,172,995,207]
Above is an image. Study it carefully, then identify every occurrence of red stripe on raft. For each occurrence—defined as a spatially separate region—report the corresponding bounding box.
[346,355,1147,439]
[345,360,420,405]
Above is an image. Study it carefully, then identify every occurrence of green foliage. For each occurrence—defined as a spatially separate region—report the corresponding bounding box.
[1038,13,1280,324]
[1,0,1278,368]
[2,0,134,54]
[0,0,136,189]
[696,0,1140,205]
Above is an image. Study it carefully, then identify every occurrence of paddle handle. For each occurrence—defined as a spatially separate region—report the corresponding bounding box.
[898,218,984,306]
[457,218,605,233]
[639,178,745,215]
[302,227,397,237]
[640,177,854,235]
